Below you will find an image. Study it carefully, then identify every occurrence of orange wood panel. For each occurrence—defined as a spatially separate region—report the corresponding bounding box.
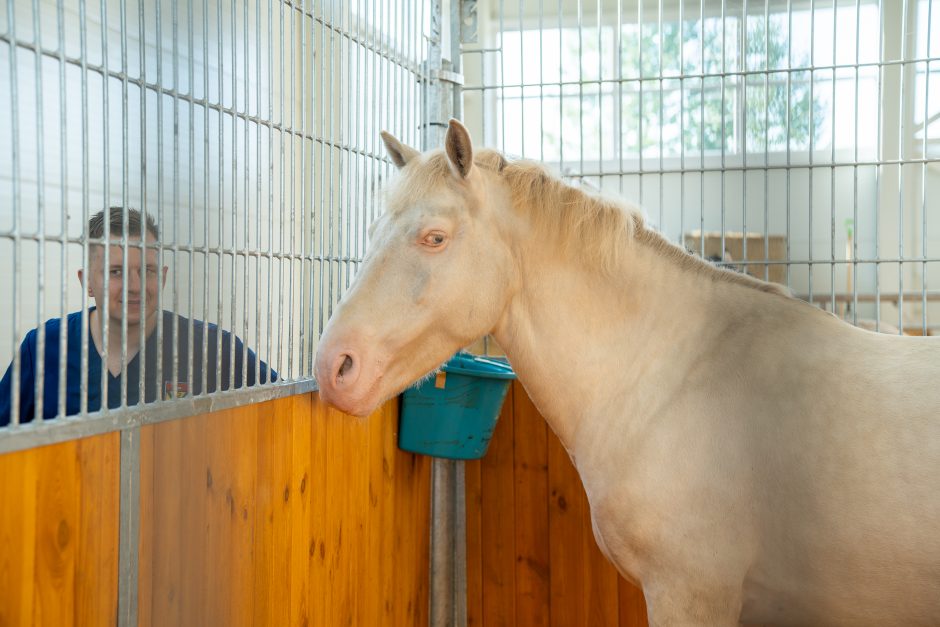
[547,419,586,627]
[0,433,120,627]
[512,387,550,627]
[466,381,650,627]
[139,391,431,627]
[465,456,483,627]
[480,385,517,627]
[582,489,620,626]
[619,577,649,627]
[288,394,313,627]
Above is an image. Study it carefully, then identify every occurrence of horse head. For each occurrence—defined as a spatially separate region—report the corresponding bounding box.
[314,120,518,416]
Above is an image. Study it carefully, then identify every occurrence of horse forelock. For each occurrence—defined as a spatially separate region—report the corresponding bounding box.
[384,147,789,297]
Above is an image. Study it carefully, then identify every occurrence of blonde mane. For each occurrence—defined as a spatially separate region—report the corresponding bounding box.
[391,149,789,298]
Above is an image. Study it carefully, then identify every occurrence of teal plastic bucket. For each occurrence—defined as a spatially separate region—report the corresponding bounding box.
[398,352,516,460]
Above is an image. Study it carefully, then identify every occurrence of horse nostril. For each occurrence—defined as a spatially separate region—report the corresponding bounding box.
[338,354,353,378]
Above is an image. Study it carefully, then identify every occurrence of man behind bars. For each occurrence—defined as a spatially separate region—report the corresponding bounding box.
[0,207,276,426]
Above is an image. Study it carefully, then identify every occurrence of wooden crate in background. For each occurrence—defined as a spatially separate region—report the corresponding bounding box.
[684,231,788,286]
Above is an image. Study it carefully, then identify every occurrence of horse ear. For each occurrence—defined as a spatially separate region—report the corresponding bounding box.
[445,119,474,179]
[380,131,419,169]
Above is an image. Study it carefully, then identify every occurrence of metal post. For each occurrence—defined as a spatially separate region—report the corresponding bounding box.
[426,3,468,626]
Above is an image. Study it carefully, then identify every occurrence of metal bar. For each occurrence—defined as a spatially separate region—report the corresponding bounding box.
[0,380,318,455]
[117,428,140,627]
[79,0,90,417]
[7,0,20,427]
[216,0,225,395]
[100,0,112,417]
[33,0,47,424]
[923,0,932,335]
[56,0,69,419]
[230,0,239,390]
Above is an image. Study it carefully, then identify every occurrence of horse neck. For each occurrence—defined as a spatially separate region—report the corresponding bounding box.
[491,234,755,454]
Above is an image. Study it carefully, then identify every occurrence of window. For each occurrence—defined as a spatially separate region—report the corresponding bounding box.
[497,2,881,163]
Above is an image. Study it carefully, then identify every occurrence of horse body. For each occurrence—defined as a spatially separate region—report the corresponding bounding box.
[315,120,940,626]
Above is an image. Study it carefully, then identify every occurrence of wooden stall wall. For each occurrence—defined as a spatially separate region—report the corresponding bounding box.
[465,381,649,627]
[0,392,431,627]
[0,433,120,627]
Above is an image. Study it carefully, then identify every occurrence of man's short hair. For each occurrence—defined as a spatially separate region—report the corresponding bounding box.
[87,207,159,242]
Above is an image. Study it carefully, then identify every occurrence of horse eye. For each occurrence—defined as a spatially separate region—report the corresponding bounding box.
[423,232,447,247]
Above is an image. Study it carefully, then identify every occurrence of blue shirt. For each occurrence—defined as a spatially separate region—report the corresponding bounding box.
[0,308,276,426]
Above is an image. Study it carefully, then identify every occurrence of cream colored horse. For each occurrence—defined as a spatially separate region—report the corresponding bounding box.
[315,120,940,626]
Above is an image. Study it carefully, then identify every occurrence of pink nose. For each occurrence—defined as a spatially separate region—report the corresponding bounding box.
[316,347,361,404]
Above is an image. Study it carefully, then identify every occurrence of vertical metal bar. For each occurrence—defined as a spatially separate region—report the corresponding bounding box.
[786,0,792,289]
[742,0,749,275]
[239,2,246,386]
[300,0,306,377]
[657,0,663,229]
[923,0,932,335]
[831,0,838,314]
[202,0,211,396]
[853,0,861,324]
[7,0,21,426]
[171,0,182,405]
[119,0,129,409]
[719,0,726,267]
[316,0,325,340]
[557,0,562,170]
[808,0,815,305]
[539,0,545,162]
[117,428,140,627]
[897,0,909,333]
[79,0,90,418]
[617,0,624,197]
[137,0,148,407]
[874,0,883,330]
[181,0,192,394]
[155,0,166,405]
[289,0,300,382]
[577,0,583,183]
[699,0,705,257]
[276,0,285,380]
[230,0,239,389]
[188,0,197,397]
[763,0,770,282]
[256,0,264,379]
[100,0,112,415]
[267,0,280,364]
[519,0,524,156]
[32,0,47,423]
[216,0,225,391]
[56,0,69,419]
[678,0,684,244]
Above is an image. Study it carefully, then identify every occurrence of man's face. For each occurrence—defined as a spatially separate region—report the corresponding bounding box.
[81,235,167,326]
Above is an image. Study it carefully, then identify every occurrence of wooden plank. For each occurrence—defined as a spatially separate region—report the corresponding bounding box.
[178,408,208,627]
[618,577,649,627]
[512,384,550,627]
[464,455,483,627]
[308,395,329,627]
[138,427,154,627]
[289,393,313,627]
[34,440,80,626]
[0,440,39,626]
[364,396,392,627]
[582,488,619,626]
[547,420,584,627]
[203,404,258,627]
[74,433,119,626]
[146,418,183,627]
[324,402,354,627]
[390,408,431,627]
[252,397,293,627]
[480,384,516,627]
